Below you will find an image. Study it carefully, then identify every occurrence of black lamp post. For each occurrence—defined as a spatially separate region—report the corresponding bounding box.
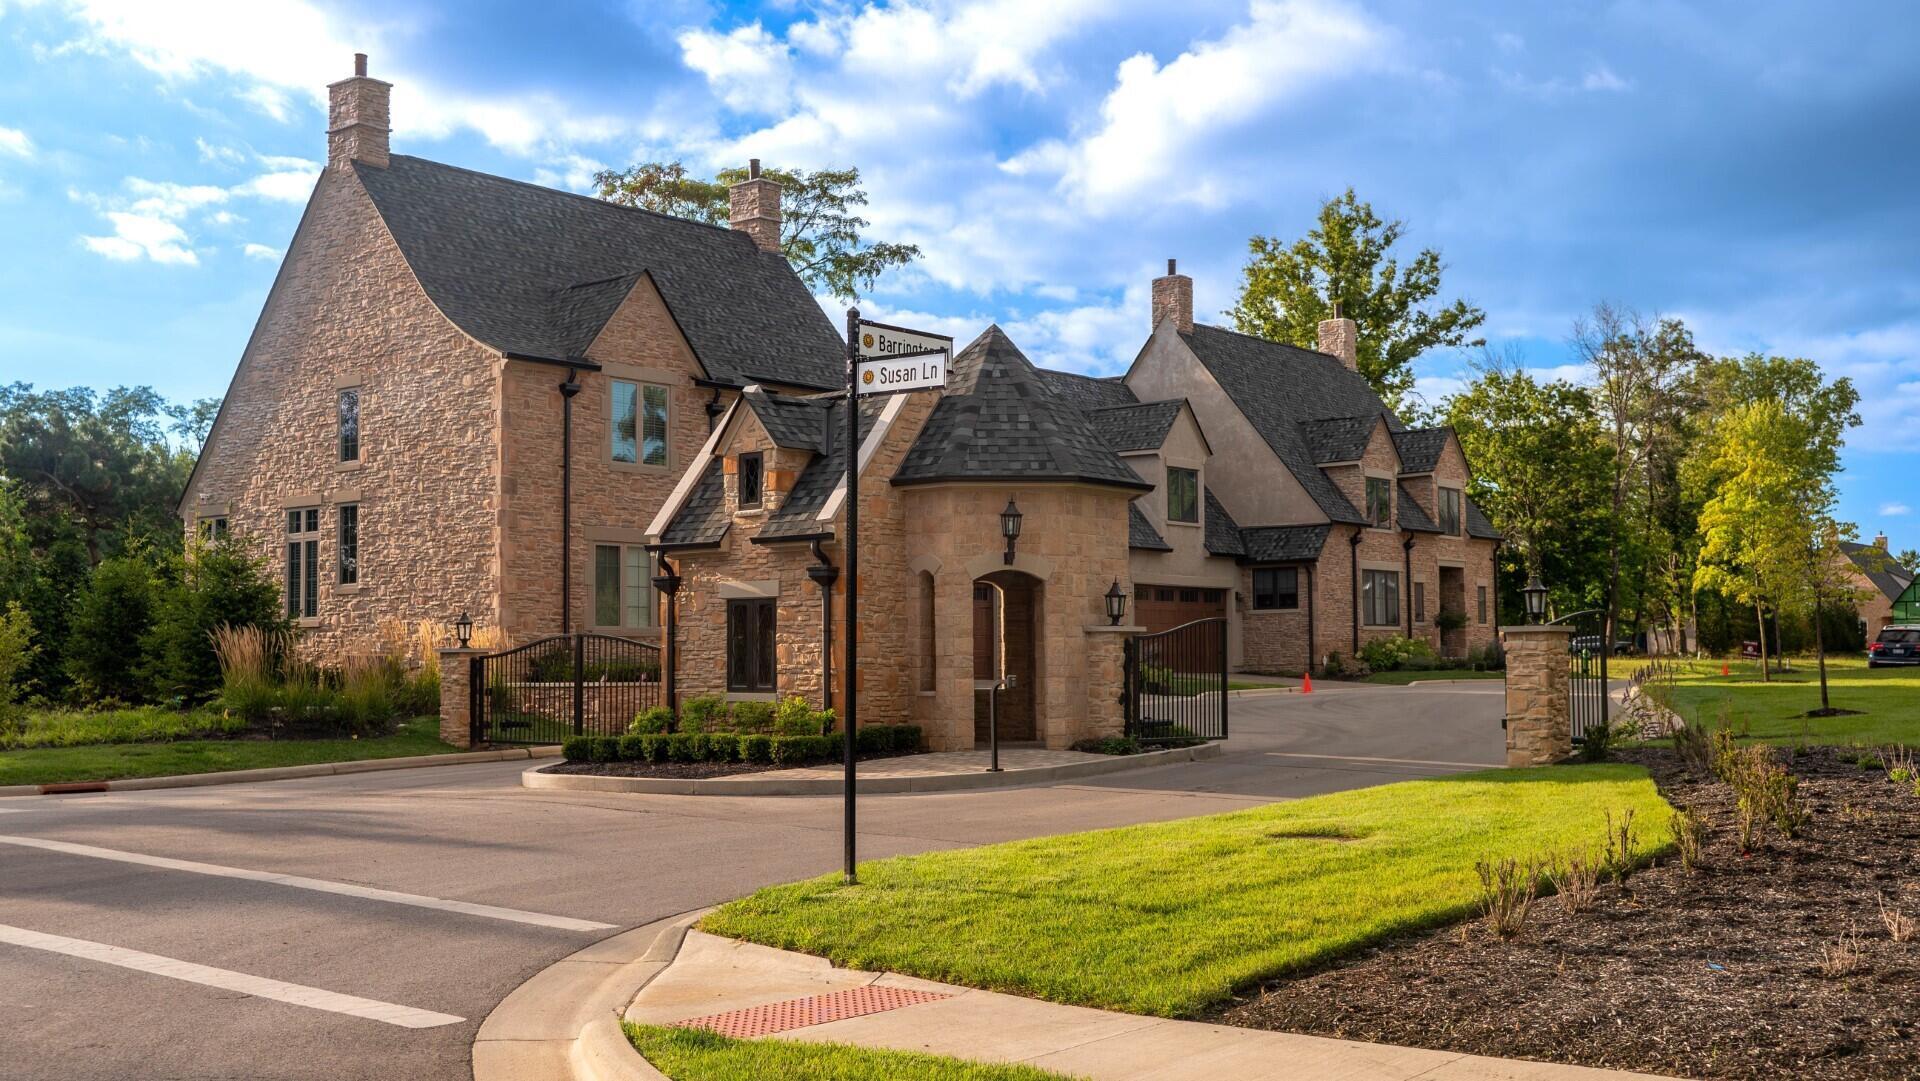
[1522,575,1548,625]
[1105,580,1128,626]
[1000,498,1023,565]
[454,609,473,648]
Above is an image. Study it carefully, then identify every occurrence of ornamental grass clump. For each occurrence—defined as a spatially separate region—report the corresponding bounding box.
[1474,856,1543,938]
[212,623,288,722]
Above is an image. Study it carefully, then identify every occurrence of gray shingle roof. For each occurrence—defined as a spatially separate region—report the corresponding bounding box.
[1300,416,1377,464]
[1842,541,1916,602]
[1239,525,1332,563]
[1036,368,1138,412]
[1180,325,1398,525]
[1392,428,1450,474]
[1205,489,1245,557]
[1128,503,1172,551]
[657,458,728,547]
[742,388,832,453]
[757,398,884,541]
[1089,400,1184,453]
[1465,496,1502,540]
[894,327,1150,491]
[1396,483,1441,533]
[356,155,844,388]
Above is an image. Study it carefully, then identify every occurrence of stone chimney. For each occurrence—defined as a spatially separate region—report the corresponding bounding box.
[327,53,391,170]
[1317,302,1359,372]
[728,159,783,253]
[1875,532,1889,550]
[1151,258,1193,334]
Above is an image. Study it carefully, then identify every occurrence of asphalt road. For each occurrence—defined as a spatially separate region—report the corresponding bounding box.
[0,680,1502,1081]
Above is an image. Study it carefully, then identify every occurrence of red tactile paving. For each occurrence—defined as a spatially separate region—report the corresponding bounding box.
[672,984,952,1038]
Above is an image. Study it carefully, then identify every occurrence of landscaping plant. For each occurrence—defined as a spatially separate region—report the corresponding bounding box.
[1473,856,1542,937]
[1601,808,1639,884]
[1669,805,1705,871]
[1879,895,1916,944]
[1545,849,1601,913]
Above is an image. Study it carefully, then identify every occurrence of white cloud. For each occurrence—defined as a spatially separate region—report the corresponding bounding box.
[123,177,229,217]
[195,137,243,164]
[82,211,197,264]
[677,22,792,114]
[1582,65,1630,92]
[231,167,318,202]
[1882,502,1912,517]
[242,242,280,260]
[0,125,33,158]
[532,153,608,193]
[72,162,320,264]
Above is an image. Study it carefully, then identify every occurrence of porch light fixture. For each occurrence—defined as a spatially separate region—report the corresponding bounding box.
[1000,499,1023,565]
[1105,580,1128,626]
[1522,575,1548,624]
[454,609,473,648]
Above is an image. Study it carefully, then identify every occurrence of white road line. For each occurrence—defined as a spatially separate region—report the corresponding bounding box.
[0,836,616,932]
[1262,752,1495,770]
[0,923,463,1028]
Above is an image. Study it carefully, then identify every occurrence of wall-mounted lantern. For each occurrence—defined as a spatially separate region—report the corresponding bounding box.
[1522,575,1548,625]
[454,609,473,648]
[1000,498,1023,565]
[1105,580,1128,626]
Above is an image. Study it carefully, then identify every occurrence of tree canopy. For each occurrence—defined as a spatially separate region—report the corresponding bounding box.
[1229,189,1485,414]
[594,161,920,301]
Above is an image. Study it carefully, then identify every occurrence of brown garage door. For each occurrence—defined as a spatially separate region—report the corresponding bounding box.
[1135,586,1227,635]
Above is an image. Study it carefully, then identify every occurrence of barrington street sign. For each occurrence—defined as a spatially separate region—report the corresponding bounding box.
[856,318,951,359]
[856,347,946,396]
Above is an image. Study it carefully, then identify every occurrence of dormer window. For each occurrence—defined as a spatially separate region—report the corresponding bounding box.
[1366,477,1391,528]
[737,452,763,510]
[1439,487,1463,535]
[1167,467,1199,524]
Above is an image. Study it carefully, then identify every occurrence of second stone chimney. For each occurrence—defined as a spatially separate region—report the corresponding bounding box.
[327,53,391,170]
[1317,302,1359,372]
[1151,258,1193,334]
[1875,532,1890,550]
[729,159,783,253]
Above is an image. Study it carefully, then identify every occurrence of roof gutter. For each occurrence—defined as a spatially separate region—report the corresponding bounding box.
[503,351,603,371]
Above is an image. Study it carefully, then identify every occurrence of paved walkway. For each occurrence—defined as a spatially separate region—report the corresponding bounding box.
[627,931,1673,1081]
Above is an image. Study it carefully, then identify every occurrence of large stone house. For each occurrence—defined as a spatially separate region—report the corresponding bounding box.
[1842,536,1917,631]
[178,57,840,656]
[649,261,1503,751]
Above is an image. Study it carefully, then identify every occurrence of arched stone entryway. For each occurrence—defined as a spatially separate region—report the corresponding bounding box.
[973,570,1041,744]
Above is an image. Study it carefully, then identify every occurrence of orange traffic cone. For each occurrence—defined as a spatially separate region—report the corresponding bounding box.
[1301,672,1313,694]
[1720,661,1729,677]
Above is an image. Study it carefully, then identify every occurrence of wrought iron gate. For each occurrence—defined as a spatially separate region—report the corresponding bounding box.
[1551,609,1610,745]
[470,633,663,745]
[1124,617,1229,743]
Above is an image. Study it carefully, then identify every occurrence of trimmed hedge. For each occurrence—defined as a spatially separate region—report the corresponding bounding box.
[561,724,924,766]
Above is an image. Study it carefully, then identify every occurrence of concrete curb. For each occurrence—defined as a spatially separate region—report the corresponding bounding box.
[520,741,1225,797]
[473,910,704,1081]
[0,745,561,799]
[1401,678,1506,688]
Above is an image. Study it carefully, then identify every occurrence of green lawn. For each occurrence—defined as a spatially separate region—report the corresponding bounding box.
[0,707,247,751]
[625,1024,1078,1080]
[702,764,1670,1018]
[0,717,458,786]
[1636,654,1920,745]
[1359,669,1506,686]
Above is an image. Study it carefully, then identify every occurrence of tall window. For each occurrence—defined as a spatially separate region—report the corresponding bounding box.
[1478,585,1489,624]
[726,598,776,693]
[1366,477,1392,528]
[1252,567,1299,610]
[917,571,936,692]
[1414,581,1426,623]
[1438,487,1463,535]
[1167,467,1199,523]
[737,452,763,509]
[338,388,360,462]
[1361,569,1400,626]
[593,544,656,629]
[612,380,670,466]
[338,504,358,585]
[285,508,319,619]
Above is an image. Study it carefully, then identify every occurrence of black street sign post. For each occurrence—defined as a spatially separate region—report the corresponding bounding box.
[840,308,949,886]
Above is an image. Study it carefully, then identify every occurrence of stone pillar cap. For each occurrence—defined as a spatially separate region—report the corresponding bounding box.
[1499,624,1575,635]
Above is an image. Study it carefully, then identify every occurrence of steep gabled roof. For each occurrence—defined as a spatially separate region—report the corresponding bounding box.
[1178,324,1386,524]
[1090,400,1185,453]
[1396,483,1442,533]
[1841,541,1916,602]
[356,155,844,388]
[741,388,832,453]
[1465,496,1502,541]
[1036,368,1138,412]
[1128,503,1172,551]
[1391,428,1451,474]
[894,327,1150,491]
[656,458,728,547]
[1300,415,1379,464]
[756,399,882,541]
[1204,489,1246,557]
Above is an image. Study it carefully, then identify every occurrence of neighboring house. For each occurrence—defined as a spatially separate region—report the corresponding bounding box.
[1841,536,1917,630]
[178,57,837,655]
[649,261,1504,751]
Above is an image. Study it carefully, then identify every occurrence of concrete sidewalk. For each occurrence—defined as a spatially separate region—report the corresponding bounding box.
[624,931,1674,1081]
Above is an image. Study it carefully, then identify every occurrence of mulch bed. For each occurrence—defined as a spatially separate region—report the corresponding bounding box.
[543,748,922,780]
[1214,746,1920,1080]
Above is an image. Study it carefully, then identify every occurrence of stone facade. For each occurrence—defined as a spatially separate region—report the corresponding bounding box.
[1502,625,1573,766]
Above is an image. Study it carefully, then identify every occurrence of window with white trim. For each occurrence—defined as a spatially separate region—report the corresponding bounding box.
[1361,569,1400,627]
[612,380,669,467]
[593,544,657,630]
[286,508,319,619]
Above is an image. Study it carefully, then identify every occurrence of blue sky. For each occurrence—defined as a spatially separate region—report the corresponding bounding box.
[1,0,1915,553]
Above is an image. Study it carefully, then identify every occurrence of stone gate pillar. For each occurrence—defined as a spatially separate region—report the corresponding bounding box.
[1501,625,1573,767]
[438,647,483,749]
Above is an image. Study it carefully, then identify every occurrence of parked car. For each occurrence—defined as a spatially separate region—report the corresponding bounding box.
[1570,635,1635,657]
[1868,625,1920,668]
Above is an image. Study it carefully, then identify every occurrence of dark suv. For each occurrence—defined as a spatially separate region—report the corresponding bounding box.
[1869,626,1920,668]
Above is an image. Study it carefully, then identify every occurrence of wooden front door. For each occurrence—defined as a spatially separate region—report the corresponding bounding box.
[973,576,1037,743]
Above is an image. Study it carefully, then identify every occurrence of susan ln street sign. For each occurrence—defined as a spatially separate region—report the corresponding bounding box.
[856,347,946,396]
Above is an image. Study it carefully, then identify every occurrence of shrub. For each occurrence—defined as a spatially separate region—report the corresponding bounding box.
[617,733,652,761]
[1546,850,1600,912]
[816,707,837,735]
[1321,651,1370,680]
[629,706,673,734]
[739,733,773,764]
[682,694,728,733]
[563,735,593,762]
[1358,635,1436,673]
[1435,609,1468,632]
[141,538,287,702]
[589,736,622,763]
[1578,722,1613,763]
[892,724,923,753]
[336,654,399,736]
[1070,735,1141,755]
[775,696,821,737]
[731,700,775,734]
[855,723,893,754]
[667,732,709,762]
[64,552,159,704]
[0,706,245,751]
[1601,808,1639,884]
[705,732,740,762]
[770,734,834,766]
[1475,857,1542,937]
[0,601,37,720]
[1670,805,1705,871]
[1880,895,1916,943]
[1671,720,1714,775]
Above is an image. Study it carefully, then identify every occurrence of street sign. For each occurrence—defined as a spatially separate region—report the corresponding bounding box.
[855,347,946,396]
[856,318,951,359]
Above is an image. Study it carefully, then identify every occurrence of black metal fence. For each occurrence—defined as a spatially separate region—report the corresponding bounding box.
[471,633,663,745]
[1557,610,1610,745]
[1125,618,1229,743]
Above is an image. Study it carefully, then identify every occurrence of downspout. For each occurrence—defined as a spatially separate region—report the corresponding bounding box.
[1403,535,1415,639]
[559,369,582,633]
[1304,562,1316,673]
[1490,540,1502,631]
[808,538,840,722]
[653,551,680,718]
[705,387,724,432]
[1349,528,1362,655]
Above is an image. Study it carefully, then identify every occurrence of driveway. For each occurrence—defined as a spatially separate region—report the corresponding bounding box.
[0,681,1500,1081]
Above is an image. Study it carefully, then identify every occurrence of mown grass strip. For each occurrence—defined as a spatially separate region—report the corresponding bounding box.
[625,1023,1080,1080]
